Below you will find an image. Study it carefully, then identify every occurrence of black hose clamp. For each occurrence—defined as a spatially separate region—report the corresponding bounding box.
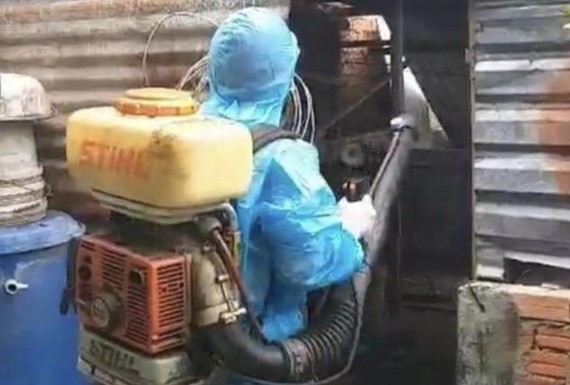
[280,339,312,382]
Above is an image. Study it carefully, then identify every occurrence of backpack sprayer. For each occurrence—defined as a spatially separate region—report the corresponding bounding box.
[59,86,414,385]
[60,1,414,383]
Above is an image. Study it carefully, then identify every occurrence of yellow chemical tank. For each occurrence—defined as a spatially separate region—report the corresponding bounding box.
[66,88,253,221]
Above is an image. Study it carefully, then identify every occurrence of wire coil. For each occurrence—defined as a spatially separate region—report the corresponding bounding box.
[142,12,316,143]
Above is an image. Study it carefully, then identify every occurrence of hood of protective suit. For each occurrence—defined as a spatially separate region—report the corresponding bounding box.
[200,8,300,129]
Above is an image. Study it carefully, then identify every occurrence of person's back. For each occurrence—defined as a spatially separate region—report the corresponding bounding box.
[200,7,374,343]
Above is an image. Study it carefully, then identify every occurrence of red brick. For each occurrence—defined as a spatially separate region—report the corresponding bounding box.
[538,326,570,339]
[528,350,569,367]
[536,335,570,352]
[513,294,570,323]
[527,363,567,379]
[524,375,565,385]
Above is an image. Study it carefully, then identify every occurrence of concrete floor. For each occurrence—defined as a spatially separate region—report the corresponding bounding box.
[336,351,455,385]
[338,306,457,385]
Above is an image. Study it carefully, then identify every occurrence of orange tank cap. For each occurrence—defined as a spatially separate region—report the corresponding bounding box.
[114,88,198,117]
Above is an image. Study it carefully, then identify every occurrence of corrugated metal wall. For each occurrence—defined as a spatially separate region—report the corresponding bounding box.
[0,0,288,221]
[472,0,570,279]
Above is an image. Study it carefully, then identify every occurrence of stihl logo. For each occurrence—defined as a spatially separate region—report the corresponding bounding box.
[79,140,148,179]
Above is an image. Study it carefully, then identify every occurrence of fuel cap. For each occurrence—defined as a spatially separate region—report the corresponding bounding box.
[114,88,198,117]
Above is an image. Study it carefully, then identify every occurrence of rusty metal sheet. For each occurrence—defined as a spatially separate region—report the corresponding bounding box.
[472,0,570,279]
[0,0,289,221]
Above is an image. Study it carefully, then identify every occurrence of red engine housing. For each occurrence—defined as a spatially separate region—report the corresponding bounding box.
[75,235,189,355]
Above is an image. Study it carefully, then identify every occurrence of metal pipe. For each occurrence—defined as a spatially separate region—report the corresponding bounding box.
[210,229,265,341]
[365,116,415,266]
[391,0,405,115]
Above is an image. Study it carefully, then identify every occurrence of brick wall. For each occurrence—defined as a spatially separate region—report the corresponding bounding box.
[517,292,570,385]
[458,282,570,385]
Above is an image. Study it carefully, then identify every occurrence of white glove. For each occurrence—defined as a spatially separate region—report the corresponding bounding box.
[338,194,376,240]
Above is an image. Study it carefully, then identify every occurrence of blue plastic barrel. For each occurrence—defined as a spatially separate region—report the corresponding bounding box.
[0,211,87,385]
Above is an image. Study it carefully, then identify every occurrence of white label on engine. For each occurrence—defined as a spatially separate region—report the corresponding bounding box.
[79,327,195,385]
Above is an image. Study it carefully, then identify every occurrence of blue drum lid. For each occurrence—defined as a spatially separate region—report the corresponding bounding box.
[0,210,84,256]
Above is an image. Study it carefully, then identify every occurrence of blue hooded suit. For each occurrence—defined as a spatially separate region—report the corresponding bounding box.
[200,7,364,343]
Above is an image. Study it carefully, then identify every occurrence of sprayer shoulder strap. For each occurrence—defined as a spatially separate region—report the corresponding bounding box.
[251,125,299,154]
[230,127,298,209]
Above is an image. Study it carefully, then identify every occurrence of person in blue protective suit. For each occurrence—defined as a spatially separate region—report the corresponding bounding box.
[200,7,376,343]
